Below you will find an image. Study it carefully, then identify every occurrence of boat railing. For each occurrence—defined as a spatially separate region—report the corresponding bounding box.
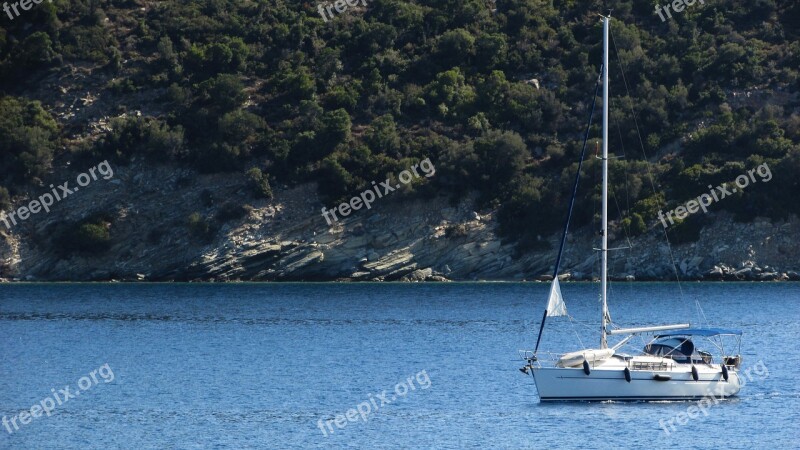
[518,350,563,368]
[518,350,534,361]
[698,351,713,364]
[537,352,564,362]
[724,355,742,369]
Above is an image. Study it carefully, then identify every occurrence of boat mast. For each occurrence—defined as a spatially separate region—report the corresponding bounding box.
[531,53,604,357]
[600,14,610,350]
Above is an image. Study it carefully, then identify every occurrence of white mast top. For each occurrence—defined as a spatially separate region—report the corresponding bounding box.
[600,15,610,349]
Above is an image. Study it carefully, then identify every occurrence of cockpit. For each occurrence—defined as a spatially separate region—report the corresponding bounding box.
[643,337,712,364]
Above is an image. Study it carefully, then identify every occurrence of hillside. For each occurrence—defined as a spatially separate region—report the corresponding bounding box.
[0,0,799,280]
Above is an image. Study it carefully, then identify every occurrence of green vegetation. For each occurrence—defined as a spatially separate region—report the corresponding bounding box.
[93,115,185,162]
[187,212,217,243]
[245,167,273,199]
[1,0,798,247]
[0,97,59,186]
[0,186,11,211]
[54,218,112,255]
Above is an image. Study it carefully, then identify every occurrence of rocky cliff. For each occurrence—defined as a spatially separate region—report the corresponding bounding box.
[2,161,798,282]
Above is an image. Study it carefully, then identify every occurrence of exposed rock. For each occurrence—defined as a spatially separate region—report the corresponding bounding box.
[401,268,433,282]
[733,267,753,280]
[1,159,799,282]
[756,272,779,281]
[428,275,451,282]
[706,266,724,279]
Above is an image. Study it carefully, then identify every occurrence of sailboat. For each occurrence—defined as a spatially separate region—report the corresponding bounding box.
[519,14,743,402]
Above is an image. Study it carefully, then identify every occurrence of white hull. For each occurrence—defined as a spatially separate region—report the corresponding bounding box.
[531,365,740,402]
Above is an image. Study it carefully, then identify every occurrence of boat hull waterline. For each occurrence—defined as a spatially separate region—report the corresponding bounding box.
[531,367,741,402]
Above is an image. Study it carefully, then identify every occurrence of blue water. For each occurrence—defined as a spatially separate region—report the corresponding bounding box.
[0,282,798,449]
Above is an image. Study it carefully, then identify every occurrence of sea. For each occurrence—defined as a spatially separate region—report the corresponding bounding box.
[1,282,798,449]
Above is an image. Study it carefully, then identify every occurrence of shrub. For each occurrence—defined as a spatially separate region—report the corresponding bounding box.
[0,97,58,183]
[61,25,116,63]
[318,109,352,152]
[435,29,475,67]
[73,222,111,252]
[99,116,185,161]
[471,130,528,194]
[219,110,266,147]
[12,32,55,68]
[621,213,647,236]
[55,219,112,255]
[0,186,10,211]
[445,224,469,238]
[187,212,217,243]
[324,82,361,111]
[196,74,246,113]
[364,114,401,157]
[245,167,273,199]
[195,142,246,172]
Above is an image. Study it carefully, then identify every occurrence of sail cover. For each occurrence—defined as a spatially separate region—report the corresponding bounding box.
[546,278,568,317]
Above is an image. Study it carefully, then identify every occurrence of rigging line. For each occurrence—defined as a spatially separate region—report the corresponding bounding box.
[533,64,604,355]
[566,314,586,350]
[568,317,597,329]
[610,181,634,251]
[606,95,635,254]
[609,98,630,212]
[609,25,707,326]
[613,97,627,158]
[613,96,635,242]
[569,314,598,340]
[591,140,599,282]
[606,39,636,264]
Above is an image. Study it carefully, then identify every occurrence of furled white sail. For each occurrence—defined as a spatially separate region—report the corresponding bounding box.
[546,278,568,317]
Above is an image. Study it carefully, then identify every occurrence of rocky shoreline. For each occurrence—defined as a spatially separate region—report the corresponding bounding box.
[2,162,799,283]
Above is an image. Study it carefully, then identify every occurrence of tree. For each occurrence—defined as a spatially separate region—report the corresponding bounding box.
[219,110,266,149]
[319,109,352,151]
[621,213,647,236]
[471,130,528,194]
[426,68,476,119]
[99,116,184,161]
[279,66,316,101]
[196,74,247,113]
[435,29,475,68]
[475,33,507,71]
[0,97,58,183]
[0,186,10,211]
[55,219,112,255]
[13,32,55,68]
[364,115,401,157]
[245,167,273,199]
